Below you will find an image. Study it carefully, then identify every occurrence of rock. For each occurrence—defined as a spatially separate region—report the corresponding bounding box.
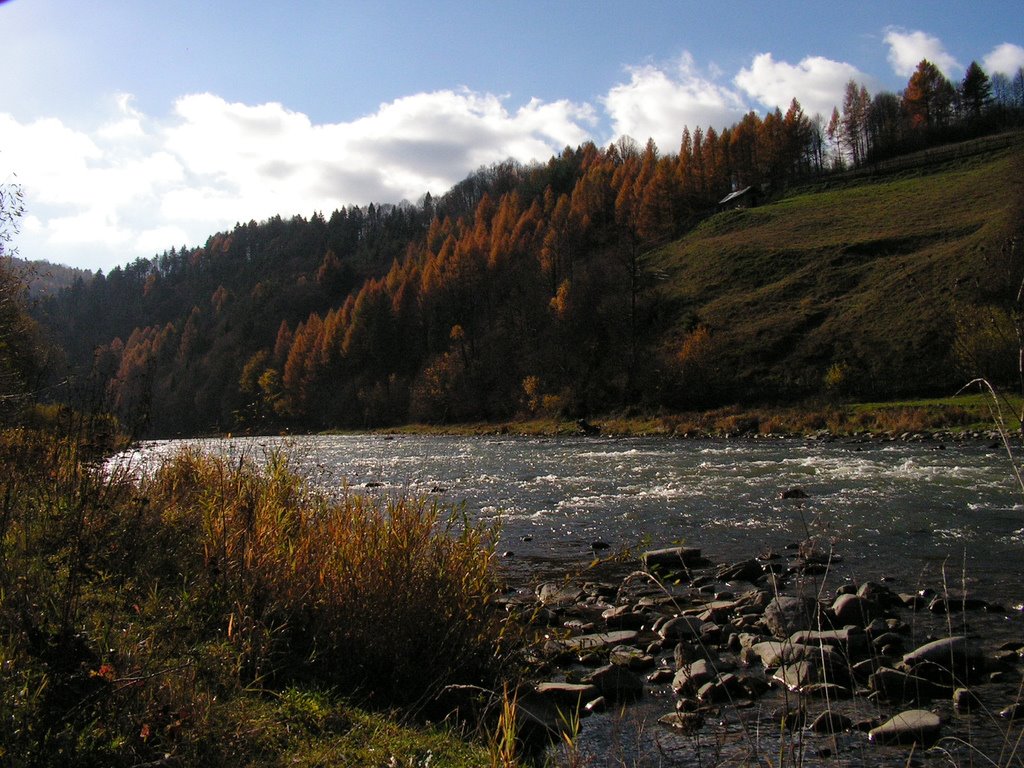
[716,559,764,582]
[790,627,869,656]
[808,710,853,733]
[799,682,851,699]
[561,630,639,654]
[648,667,674,684]
[857,581,902,609]
[763,596,821,638]
[697,673,739,703]
[780,487,809,499]
[772,660,820,691]
[1001,702,1024,720]
[601,604,646,629]
[831,593,884,627]
[659,711,704,732]
[868,667,952,701]
[659,616,706,641]
[868,709,942,746]
[641,547,705,571]
[537,582,585,607]
[672,658,715,694]
[582,664,644,703]
[535,682,599,708]
[608,645,654,670]
[902,636,986,680]
[953,687,978,712]
[585,696,606,713]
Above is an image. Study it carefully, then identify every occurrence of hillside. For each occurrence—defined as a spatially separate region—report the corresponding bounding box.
[652,139,1024,404]
[29,132,1024,437]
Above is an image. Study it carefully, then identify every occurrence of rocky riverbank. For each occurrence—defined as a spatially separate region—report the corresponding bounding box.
[472,541,1024,766]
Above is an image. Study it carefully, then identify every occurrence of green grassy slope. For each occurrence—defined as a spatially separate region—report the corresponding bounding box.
[652,139,1024,403]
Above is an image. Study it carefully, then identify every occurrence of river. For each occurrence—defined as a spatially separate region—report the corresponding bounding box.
[122,433,1024,608]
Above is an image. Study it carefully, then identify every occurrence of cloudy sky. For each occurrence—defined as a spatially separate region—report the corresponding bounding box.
[1,0,1021,272]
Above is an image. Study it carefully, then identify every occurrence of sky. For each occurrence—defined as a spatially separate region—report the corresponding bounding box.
[0,0,1022,273]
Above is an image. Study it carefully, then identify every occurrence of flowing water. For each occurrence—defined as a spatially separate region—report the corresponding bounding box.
[122,433,1024,606]
[120,434,1024,766]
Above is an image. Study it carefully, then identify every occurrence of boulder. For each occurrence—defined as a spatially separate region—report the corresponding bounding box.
[659,615,706,641]
[902,636,985,671]
[672,658,715,694]
[582,664,644,703]
[763,596,821,638]
[790,627,869,656]
[808,710,853,733]
[868,667,952,702]
[868,709,942,746]
[641,546,706,571]
[716,559,764,582]
[831,593,884,627]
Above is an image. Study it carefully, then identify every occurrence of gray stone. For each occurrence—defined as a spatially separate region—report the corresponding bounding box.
[562,630,639,653]
[672,658,715,694]
[659,615,706,641]
[868,709,942,746]
[763,596,820,638]
[831,593,884,627]
[537,582,585,606]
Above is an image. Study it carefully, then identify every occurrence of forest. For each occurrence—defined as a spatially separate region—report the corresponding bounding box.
[27,59,1024,437]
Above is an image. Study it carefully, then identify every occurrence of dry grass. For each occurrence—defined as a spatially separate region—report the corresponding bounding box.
[0,428,505,766]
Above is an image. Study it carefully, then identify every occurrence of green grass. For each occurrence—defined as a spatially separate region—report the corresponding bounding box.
[652,138,1024,404]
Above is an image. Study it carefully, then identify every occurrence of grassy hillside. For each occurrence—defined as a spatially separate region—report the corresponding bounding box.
[652,138,1024,403]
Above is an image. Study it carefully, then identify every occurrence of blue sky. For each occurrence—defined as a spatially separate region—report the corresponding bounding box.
[1,0,1021,271]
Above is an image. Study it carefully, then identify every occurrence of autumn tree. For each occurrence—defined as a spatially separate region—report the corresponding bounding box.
[903,59,955,133]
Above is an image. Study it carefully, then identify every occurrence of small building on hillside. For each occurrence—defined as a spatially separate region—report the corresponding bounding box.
[718,186,758,211]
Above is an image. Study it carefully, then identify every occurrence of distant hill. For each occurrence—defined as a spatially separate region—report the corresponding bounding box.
[10,258,92,299]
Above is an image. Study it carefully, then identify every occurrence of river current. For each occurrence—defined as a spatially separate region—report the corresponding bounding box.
[122,434,1024,607]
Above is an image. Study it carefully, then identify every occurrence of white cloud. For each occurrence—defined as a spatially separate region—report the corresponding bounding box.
[0,89,596,271]
[735,53,870,118]
[884,28,962,78]
[983,43,1024,75]
[602,54,748,153]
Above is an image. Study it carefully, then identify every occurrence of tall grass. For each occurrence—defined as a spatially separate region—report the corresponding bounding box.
[144,446,503,700]
[0,427,504,766]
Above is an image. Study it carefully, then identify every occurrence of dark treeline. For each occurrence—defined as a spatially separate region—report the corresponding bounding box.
[34,59,1024,435]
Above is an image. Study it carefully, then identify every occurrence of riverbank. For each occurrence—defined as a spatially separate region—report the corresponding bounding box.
[506,539,1024,767]
[372,393,1022,442]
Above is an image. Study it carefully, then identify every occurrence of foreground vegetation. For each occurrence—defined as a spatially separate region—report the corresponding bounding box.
[0,415,506,766]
